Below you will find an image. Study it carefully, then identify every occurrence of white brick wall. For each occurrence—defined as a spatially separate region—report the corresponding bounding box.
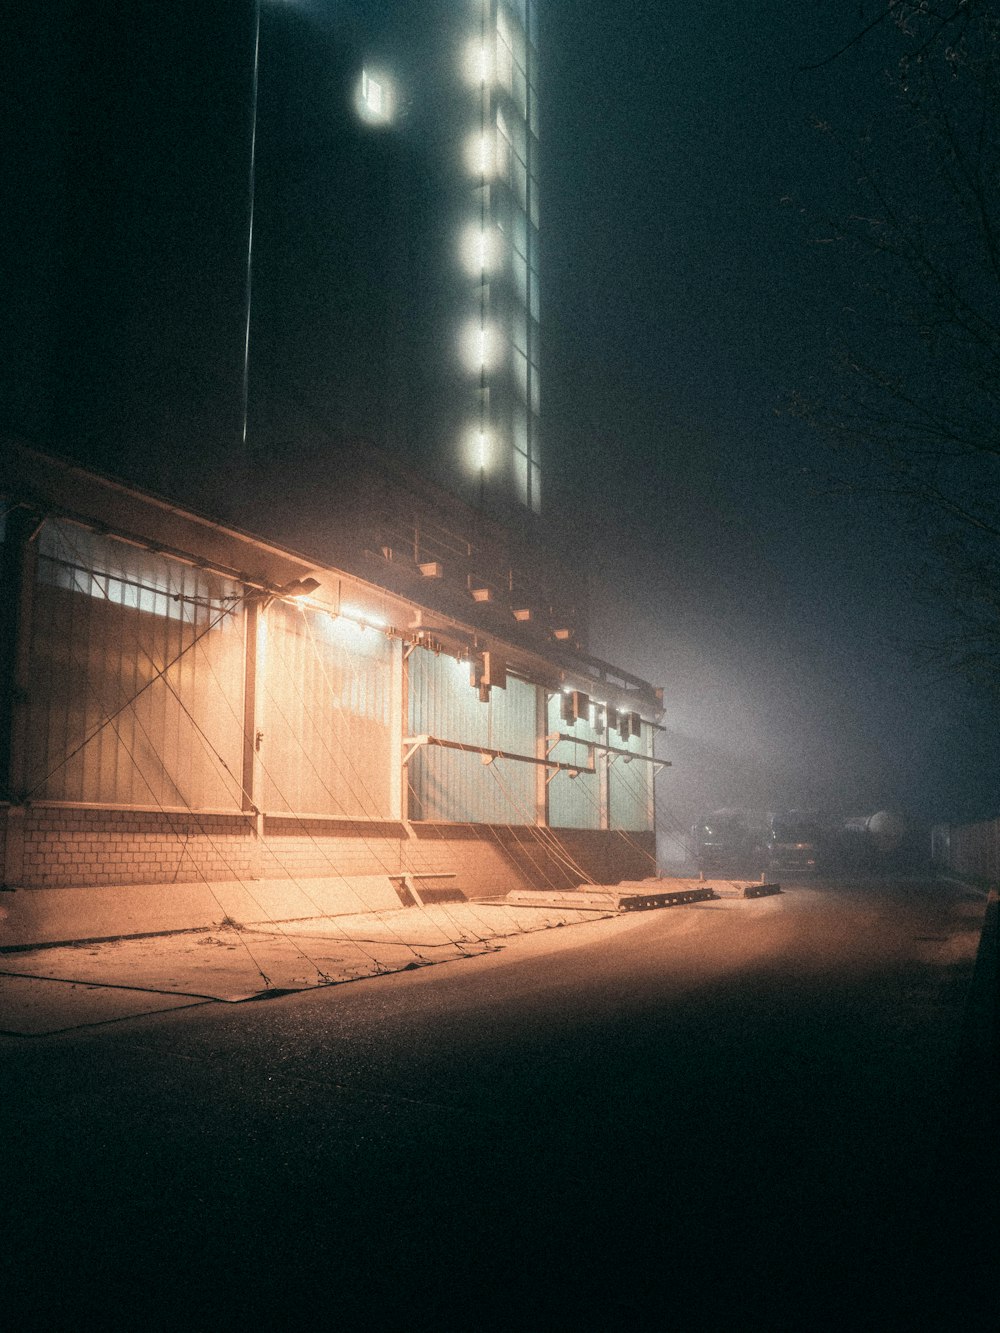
[3,806,655,896]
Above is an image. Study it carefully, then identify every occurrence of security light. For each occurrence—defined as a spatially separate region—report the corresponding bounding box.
[275,577,320,599]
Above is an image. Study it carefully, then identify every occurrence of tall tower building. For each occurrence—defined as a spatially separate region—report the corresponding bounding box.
[250,0,542,518]
[460,1,542,514]
[4,4,542,521]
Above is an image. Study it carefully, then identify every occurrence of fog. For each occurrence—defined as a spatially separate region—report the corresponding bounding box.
[586,524,999,857]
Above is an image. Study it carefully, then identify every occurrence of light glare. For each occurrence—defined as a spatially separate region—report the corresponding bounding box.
[461,39,493,86]
[463,131,495,177]
[459,321,500,372]
[464,426,491,472]
[341,604,388,629]
[459,224,500,275]
[355,67,396,125]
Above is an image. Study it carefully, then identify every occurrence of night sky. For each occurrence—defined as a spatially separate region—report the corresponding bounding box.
[540,2,1000,831]
[5,2,998,830]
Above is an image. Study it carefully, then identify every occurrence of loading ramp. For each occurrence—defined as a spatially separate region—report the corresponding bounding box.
[503,877,781,912]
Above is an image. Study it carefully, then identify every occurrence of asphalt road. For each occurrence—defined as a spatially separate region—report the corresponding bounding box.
[2,876,994,1330]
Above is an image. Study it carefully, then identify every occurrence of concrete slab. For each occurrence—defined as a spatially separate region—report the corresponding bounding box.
[504,889,622,911]
[0,901,615,1034]
[0,874,407,950]
[503,877,779,910]
[0,930,457,1005]
[0,973,211,1037]
[619,876,781,899]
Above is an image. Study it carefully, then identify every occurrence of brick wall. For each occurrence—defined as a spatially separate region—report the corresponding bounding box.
[2,804,656,897]
[7,807,258,889]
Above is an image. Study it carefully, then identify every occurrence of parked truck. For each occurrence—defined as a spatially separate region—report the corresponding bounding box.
[691,809,769,875]
[766,814,823,872]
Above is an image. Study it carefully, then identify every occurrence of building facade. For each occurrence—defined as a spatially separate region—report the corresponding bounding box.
[1,443,660,944]
[0,7,662,948]
[4,3,542,522]
[457,0,542,512]
[252,0,543,516]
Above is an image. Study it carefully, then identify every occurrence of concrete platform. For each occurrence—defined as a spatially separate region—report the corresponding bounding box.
[504,876,781,911]
[640,876,782,900]
[0,875,408,951]
[0,900,618,1037]
[0,876,782,1037]
[502,888,622,911]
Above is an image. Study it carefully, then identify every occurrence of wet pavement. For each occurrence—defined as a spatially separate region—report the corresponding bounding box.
[1,876,993,1329]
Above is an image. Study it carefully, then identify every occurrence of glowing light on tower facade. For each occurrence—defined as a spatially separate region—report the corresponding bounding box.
[270,2,542,517]
[461,1,541,514]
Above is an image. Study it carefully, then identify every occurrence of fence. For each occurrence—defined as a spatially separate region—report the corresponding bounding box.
[933,817,1000,882]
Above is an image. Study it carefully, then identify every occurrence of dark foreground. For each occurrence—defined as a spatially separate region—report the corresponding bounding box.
[3,877,995,1329]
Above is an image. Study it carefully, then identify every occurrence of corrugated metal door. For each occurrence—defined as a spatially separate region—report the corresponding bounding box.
[545,693,602,829]
[26,521,245,810]
[408,648,537,823]
[259,604,393,819]
[609,723,654,831]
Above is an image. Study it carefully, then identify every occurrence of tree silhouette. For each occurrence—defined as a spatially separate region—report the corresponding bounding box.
[793,2,1000,689]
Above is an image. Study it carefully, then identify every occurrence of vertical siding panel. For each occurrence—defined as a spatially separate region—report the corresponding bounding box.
[27,523,244,811]
[28,539,62,799]
[125,567,144,805]
[408,648,537,823]
[67,537,89,802]
[260,603,393,818]
[170,567,187,804]
[609,721,653,832]
[546,693,601,830]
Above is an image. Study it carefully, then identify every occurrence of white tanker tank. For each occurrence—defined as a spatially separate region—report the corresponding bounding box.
[842,811,907,855]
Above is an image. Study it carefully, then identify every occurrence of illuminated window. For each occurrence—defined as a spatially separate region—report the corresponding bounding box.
[462,38,493,86]
[512,247,529,307]
[513,408,529,456]
[514,65,528,116]
[356,67,395,125]
[496,13,514,90]
[362,70,384,116]
[513,158,527,207]
[511,211,528,261]
[459,223,501,276]
[530,463,541,514]
[513,448,529,503]
[513,348,529,403]
[465,426,492,473]
[495,109,513,183]
[510,308,528,355]
[478,132,493,174]
[464,130,496,178]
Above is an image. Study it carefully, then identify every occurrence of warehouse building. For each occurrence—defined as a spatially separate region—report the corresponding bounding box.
[0,3,668,946]
[1,442,662,943]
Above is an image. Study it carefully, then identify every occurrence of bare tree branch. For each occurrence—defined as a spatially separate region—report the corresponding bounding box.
[793,3,1000,686]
